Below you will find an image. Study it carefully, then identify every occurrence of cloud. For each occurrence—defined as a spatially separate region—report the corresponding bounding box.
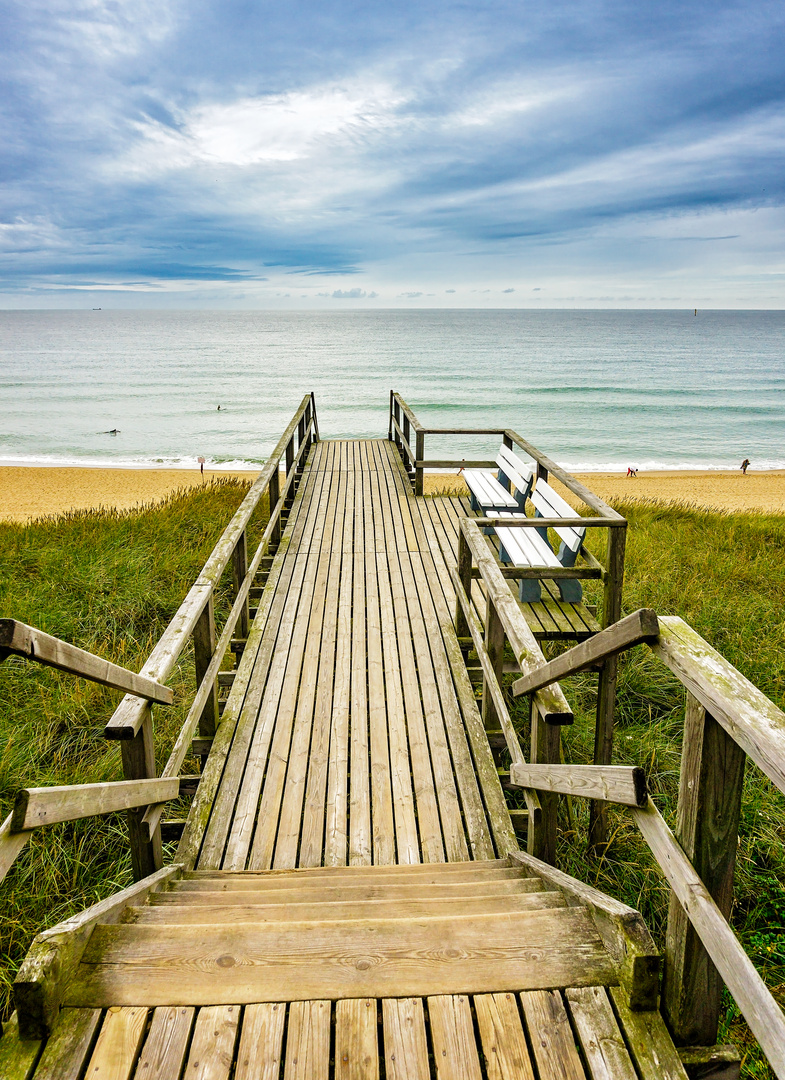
[502,287,515,292]
[445,289,456,293]
[399,291,423,298]
[332,287,377,298]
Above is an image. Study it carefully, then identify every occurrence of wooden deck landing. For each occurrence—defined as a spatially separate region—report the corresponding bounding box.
[6,439,688,1080]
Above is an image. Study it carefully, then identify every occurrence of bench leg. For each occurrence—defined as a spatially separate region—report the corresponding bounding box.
[518,578,542,602]
[555,578,583,603]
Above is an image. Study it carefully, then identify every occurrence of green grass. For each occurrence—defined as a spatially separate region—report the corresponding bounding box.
[506,500,785,1078]
[0,490,783,1076]
[0,478,264,1022]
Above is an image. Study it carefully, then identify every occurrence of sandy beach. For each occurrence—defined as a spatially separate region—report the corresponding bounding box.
[1,465,784,523]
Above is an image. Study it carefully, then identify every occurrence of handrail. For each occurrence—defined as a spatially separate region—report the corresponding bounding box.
[0,620,172,705]
[105,393,316,741]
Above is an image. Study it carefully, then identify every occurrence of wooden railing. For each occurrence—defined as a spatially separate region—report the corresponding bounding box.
[457,519,785,1073]
[1,394,319,886]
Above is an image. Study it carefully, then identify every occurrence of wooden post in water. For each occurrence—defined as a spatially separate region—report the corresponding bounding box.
[589,521,626,849]
[121,705,162,879]
[663,692,746,1045]
[232,530,249,640]
[414,430,425,496]
[529,702,561,864]
[193,595,219,736]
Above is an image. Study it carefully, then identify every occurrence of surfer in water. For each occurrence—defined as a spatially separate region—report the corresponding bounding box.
[99,428,120,435]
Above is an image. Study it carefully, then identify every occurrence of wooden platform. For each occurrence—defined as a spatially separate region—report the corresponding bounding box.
[4,439,689,1080]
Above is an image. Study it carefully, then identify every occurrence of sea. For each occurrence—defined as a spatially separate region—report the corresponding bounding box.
[1,309,783,472]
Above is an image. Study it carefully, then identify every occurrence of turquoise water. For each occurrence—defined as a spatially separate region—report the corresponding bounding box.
[1,309,783,471]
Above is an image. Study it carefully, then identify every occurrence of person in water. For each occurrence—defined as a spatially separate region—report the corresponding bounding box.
[741,458,750,474]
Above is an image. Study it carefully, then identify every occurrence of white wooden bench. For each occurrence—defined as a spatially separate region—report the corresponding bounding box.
[463,444,534,521]
[491,478,587,603]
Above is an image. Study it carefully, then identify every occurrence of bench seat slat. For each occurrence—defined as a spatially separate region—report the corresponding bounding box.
[531,481,585,553]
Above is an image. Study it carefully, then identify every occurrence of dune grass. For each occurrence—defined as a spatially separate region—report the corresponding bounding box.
[0,489,783,1076]
[0,478,263,1022]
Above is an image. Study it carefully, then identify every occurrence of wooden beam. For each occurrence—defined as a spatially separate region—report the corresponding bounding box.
[512,609,659,697]
[0,813,31,886]
[509,763,648,807]
[11,777,180,832]
[652,616,785,797]
[508,850,661,1011]
[663,692,746,1046]
[632,798,785,1077]
[0,620,172,705]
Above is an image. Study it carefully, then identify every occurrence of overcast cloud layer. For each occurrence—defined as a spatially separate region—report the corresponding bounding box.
[2,0,784,307]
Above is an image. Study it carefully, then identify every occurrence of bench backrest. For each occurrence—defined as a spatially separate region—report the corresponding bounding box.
[530,479,585,552]
[495,444,534,501]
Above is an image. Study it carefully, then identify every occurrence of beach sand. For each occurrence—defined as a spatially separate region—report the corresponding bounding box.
[1,465,784,523]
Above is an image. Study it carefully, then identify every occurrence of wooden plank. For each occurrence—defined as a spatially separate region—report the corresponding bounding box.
[632,796,785,1076]
[428,995,483,1080]
[132,1006,194,1080]
[131,891,564,924]
[374,550,420,863]
[511,610,660,697]
[519,990,586,1080]
[84,1007,148,1080]
[509,764,647,807]
[0,619,171,705]
[652,615,785,797]
[193,594,219,737]
[608,987,688,1080]
[0,812,31,885]
[66,907,616,1006]
[234,1002,286,1080]
[26,1008,101,1080]
[663,692,746,1045]
[566,986,637,1080]
[0,1013,41,1080]
[155,879,544,906]
[382,999,429,1080]
[183,1005,239,1080]
[474,993,536,1080]
[14,864,180,1038]
[284,1001,330,1080]
[347,546,372,865]
[529,702,561,864]
[335,999,379,1080]
[508,849,661,1011]
[11,777,180,832]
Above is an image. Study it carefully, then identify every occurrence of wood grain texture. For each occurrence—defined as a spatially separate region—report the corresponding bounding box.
[85,1007,148,1080]
[132,1006,193,1080]
[23,1009,101,1080]
[428,995,483,1080]
[12,777,180,832]
[519,990,586,1080]
[382,998,429,1080]
[0,1012,41,1080]
[565,986,637,1080]
[183,1005,239,1080]
[474,992,536,1080]
[234,1003,286,1080]
[509,763,647,808]
[336,999,379,1080]
[285,1001,330,1080]
[608,987,688,1080]
[65,907,616,1007]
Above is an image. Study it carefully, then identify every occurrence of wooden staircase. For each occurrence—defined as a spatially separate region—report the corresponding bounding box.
[63,860,620,1008]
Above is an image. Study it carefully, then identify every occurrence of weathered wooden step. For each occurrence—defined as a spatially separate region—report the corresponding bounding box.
[174,867,532,894]
[65,906,616,1008]
[130,891,566,924]
[185,858,524,884]
[153,878,545,905]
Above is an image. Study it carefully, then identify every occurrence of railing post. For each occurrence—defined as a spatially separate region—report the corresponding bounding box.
[232,529,249,639]
[269,468,281,549]
[393,400,401,450]
[663,691,746,1046]
[482,597,504,732]
[388,391,394,441]
[528,702,561,865]
[414,430,425,496]
[193,594,219,736]
[121,704,162,880]
[589,522,627,849]
[297,414,306,482]
[403,414,411,476]
[455,530,472,639]
[285,435,295,511]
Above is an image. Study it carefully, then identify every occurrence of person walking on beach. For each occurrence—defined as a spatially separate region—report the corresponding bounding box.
[741,458,750,474]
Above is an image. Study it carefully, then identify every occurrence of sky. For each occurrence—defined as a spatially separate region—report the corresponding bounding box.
[1,0,784,308]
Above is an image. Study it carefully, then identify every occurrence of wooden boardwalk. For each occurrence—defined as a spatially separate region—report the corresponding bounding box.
[0,438,695,1080]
